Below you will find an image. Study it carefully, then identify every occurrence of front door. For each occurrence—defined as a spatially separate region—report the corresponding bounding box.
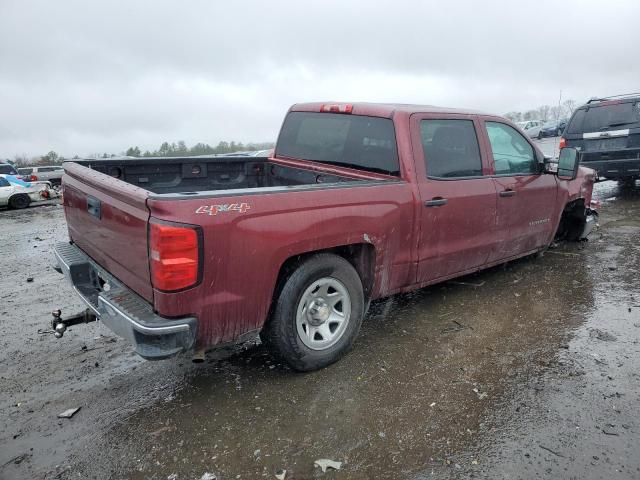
[482,120,558,262]
[411,115,498,284]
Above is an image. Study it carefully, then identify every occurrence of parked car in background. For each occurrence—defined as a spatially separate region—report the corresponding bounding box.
[516,120,543,139]
[249,149,274,157]
[539,119,567,138]
[562,93,640,183]
[0,175,50,209]
[52,102,596,371]
[0,162,20,176]
[18,165,65,185]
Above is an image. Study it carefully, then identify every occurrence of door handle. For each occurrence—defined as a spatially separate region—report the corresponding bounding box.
[425,197,448,207]
[499,189,516,198]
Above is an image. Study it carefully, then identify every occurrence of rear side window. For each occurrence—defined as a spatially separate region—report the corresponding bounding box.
[567,101,640,134]
[420,119,483,178]
[486,122,537,175]
[0,164,18,175]
[276,112,400,176]
[39,167,55,172]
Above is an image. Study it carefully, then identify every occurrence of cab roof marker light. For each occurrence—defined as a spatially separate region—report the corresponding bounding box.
[320,104,353,114]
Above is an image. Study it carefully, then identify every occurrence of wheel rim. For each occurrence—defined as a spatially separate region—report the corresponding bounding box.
[13,196,28,208]
[296,277,351,351]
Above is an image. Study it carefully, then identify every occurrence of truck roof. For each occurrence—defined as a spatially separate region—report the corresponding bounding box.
[290,102,488,118]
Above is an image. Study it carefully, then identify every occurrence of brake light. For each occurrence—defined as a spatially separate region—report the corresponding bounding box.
[559,137,566,149]
[149,222,200,291]
[320,103,353,114]
[30,175,38,181]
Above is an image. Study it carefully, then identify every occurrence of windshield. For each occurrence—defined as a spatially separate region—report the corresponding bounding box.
[567,101,640,134]
[276,112,400,176]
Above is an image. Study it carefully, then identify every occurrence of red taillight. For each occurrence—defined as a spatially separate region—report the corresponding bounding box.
[559,137,566,149]
[149,222,200,291]
[320,103,353,114]
[30,175,38,181]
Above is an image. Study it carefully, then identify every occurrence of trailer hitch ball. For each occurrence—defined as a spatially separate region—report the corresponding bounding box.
[54,322,67,338]
[49,308,98,339]
[52,310,66,338]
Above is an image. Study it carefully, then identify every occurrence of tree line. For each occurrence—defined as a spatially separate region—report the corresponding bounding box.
[7,140,275,167]
[503,99,577,123]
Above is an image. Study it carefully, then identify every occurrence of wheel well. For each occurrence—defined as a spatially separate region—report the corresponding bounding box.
[270,244,376,315]
[555,199,586,241]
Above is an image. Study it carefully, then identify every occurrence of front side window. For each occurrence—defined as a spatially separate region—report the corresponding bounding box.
[420,119,483,178]
[486,122,538,175]
[0,177,10,187]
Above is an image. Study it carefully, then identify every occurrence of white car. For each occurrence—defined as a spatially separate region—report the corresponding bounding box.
[516,120,544,139]
[0,175,51,209]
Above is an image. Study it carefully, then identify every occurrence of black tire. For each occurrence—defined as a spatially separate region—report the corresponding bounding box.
[9,194,31,209]
[261,254,365,372]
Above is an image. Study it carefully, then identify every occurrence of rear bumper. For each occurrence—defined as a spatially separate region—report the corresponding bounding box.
[581,159,640,178]
[54,242,197,360]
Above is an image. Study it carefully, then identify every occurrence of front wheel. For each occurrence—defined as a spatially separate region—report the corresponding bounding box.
[261,254,365,371]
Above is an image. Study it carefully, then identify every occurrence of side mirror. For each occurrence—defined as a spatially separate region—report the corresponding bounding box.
[557,147,580,180]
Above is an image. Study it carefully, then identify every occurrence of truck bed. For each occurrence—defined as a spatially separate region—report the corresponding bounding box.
[72,156,366,196]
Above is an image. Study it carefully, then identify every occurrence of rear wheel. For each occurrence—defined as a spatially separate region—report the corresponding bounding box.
[9,194,30,209]
[261,254,364,371]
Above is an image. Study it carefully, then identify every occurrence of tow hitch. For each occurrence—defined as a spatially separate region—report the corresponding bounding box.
[51,309,98,338]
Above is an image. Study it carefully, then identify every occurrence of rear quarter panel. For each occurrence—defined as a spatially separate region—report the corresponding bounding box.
[148,182,415,348]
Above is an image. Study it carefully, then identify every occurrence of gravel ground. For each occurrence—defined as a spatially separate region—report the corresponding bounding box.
[0,176,639,480]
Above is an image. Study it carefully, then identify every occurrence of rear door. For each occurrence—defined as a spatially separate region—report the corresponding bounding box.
[411,114,498,283]
[480,119,558,261]
[62,162,153,301]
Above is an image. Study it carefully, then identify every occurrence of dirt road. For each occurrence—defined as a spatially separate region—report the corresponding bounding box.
[1,179,638,480]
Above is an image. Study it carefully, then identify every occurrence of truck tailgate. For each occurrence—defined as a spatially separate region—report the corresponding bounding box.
[62,162,153,301]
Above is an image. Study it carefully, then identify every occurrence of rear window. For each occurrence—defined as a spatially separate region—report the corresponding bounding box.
[567,101,640,134]
[0,164,18,175]
[276,112,400,176]
[18,168,33,175]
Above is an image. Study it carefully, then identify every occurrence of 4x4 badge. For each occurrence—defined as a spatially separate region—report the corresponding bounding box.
[195,203,251,216]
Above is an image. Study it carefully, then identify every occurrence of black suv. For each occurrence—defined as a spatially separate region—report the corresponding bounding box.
[563,94,640,183]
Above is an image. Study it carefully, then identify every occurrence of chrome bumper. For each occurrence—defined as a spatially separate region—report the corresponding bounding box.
[54,242,197,360]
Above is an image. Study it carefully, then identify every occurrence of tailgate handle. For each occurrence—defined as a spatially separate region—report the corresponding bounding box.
[499,189,516,198]
[87,196,101,219]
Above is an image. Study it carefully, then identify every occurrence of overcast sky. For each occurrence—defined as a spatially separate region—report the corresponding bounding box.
[1,0,639,158]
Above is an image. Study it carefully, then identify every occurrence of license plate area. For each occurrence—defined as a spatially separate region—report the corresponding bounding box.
[583,137,628,152]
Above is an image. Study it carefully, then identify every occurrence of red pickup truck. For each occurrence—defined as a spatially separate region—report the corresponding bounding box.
[53,102,597,371]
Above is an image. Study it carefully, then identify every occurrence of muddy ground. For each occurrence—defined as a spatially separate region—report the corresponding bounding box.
[1,172,639,479]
